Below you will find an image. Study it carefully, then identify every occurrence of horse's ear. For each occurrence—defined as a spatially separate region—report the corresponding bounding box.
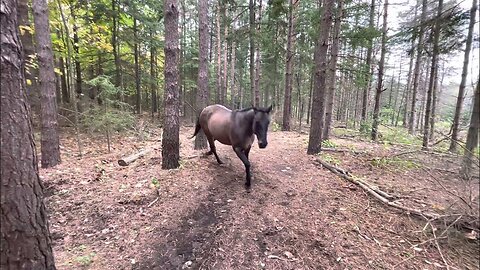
[266,104,273,113]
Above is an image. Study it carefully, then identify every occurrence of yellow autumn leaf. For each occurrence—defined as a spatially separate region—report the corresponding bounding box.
[54,68,63,76]
[26,79,32,86]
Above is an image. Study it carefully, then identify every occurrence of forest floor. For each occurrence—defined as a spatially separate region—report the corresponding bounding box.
[40,120,479,270]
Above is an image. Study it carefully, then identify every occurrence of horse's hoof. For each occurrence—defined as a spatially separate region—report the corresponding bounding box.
[205,151,213,156]
[217,161,224,165]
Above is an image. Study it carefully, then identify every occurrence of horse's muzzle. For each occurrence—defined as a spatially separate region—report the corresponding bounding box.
[259,142,268,149]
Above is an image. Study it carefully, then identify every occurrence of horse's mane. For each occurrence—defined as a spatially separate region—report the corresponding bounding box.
[236,107,270,113]
[237,107,254,112]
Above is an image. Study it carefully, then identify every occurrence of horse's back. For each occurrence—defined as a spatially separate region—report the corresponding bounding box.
[200,104,232,145]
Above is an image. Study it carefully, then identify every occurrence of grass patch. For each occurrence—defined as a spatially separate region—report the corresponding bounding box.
[371,157,420,170]
[319,153,341,166]
[74,253,96,267]
[322,139,337,148]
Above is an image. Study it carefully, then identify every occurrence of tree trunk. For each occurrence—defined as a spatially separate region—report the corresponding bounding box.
[134,17,141,114]
[32,0,61,168]
[323,0,343,140]
[307,0,334,154]
[282,0,298,131]
[450,0,477,152]
[195,0,209,150]
[254,0,263,107]
[361,0,376,125]
[162,0,180,169]
[1,1,56,267]
[392,61,402,125]
[408,0,427,134]
[422,0,443,149]
[223,6,229,105]
[71,6,82,99]
[429,65,439,141]
[249,0,256,106]
[150,37,158,116]
[216,4,222,104]
[59,56,70,103]
[371,0,388,141]
[306,69,314,124]
[461,81,479,178]
[230,36,237,109]
[18,0,39,111]
[403,35,416,127]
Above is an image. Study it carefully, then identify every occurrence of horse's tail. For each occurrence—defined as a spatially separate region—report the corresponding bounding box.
[190,118,202,139]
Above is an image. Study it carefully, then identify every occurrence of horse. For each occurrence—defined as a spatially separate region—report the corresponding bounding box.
[191,104,273,188]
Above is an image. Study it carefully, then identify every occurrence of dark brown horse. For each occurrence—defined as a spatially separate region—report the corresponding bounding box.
[191,104,272,188]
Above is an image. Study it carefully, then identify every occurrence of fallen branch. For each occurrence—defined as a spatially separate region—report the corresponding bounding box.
[322,148,366,155]
[315,158,440,220]
[118,148,154,166]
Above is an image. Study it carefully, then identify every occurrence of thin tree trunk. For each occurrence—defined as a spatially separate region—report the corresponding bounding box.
[429,65,439,141]
[392,61,402,125]
[422,0,443,149]
[195,0,209,150]
[306,69,314,124]
[371,0,388,141]
[150,36,158,116]
[1,1,56,267]
[134,17,141,114]
[33,0,61,168]
[223,6,229,105]
[403,36,416,127]
[249,0,256,106]
[254,0,262,107]
[59,56,70,103]
[323,0,343,140]
[162,0,180,169]
[71,6,82,99]
[307,0,334,154]
[216,4,222,104]
[282,0,298,131]
[230,37,237,109]
[450,0,477,152]
[408,0,427,134]
[361,0,376,125]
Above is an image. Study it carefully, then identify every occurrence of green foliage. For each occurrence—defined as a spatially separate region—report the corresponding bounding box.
[270,121,281,132]
[378,126,421,146]
[322,139,337,148]
[151,177,160,188]
[74,253,96,266]
[319,153,341,166]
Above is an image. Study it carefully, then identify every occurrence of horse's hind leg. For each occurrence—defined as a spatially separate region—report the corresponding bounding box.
[207,138,223,164]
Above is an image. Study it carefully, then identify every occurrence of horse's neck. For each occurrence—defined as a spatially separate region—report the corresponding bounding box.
[237,109,255,135]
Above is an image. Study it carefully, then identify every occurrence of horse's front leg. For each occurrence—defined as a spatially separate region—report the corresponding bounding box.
[233,146,251,188]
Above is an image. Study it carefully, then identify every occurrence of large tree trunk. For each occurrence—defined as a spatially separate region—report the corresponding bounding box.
[162,0,180,169]
[323,0,343,140]
[408,0,427,134]
[282,0,298,131]
[195,0,209,150]
[371,0,388,140]
[360,0,376,126]
[461,81,479,178]
[307,0,334,154]
[1,1,56,267]
[422,0,443,149]
[33,0,61,168]
[450,0,477,152]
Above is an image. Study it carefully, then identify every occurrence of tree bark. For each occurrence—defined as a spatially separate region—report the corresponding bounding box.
[150,36,158,116]
[461,81,479,178]
[307,0,334,154]
[422,0,443,149]
[223,6,229,105]
[71,6,82,98]
[408,0,427,134]
[282,0,298,131]
[195,0,209,150]
[1,0,56,267]
[403,36,416,127]
[450,0,477,152]
[361,0,376,125]
[216,3,222,104]
[371,0,388,141]
[59,56,70,103]
[32,0,62,168]
[323,0,343,140]
[162,0,180,169]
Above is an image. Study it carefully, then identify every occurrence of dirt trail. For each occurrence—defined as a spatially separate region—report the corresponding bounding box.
[43,128,478,270]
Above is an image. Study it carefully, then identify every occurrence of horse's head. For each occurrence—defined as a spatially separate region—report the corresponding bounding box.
[253,105,272,149]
